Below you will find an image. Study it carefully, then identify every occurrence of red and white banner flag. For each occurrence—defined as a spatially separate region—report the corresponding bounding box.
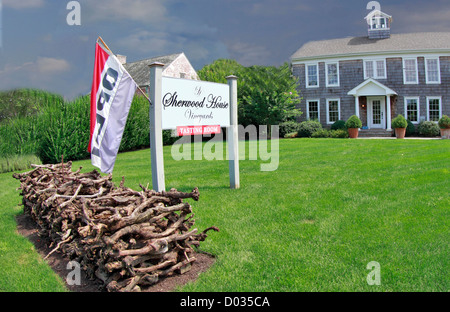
[88,38,137,173]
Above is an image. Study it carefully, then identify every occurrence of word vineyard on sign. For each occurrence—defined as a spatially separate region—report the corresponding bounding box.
[161,77,230,133]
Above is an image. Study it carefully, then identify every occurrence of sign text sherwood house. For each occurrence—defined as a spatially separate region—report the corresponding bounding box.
[161,77,230,134]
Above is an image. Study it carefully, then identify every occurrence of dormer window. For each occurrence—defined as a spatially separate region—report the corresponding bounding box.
[370,16,387,29]
[365,9,392,39]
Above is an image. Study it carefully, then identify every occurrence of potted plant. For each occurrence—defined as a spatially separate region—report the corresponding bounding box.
[391,114,408,139]
[345,115,362,138]
[438,115,450,139]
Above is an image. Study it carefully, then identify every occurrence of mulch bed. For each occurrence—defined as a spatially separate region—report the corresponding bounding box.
[15,213,215,292]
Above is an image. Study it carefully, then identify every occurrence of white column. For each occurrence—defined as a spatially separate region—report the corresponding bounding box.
[149,62,165,192]
[354,96,360,118]
[386,95,392,130]
[226,75,239,189]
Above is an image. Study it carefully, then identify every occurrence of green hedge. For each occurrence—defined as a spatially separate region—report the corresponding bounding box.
[417,121,440,137]
[279,121,301,138]
[297,120,322,138]
[0,90,175,164]
[311,129,349,138]
[37,96,91,164]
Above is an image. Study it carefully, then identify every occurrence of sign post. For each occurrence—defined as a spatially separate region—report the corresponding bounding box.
[149,62,165,191]
[227,75,240,189]
[149,65,239,191]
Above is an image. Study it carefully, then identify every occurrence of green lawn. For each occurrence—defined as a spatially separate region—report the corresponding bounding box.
[0,138,448,292]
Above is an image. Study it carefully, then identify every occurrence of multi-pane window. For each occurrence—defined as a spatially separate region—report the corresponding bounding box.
[365,61,374,79]
[364,59,386,79]
[403,58,418,84]
[326,63,339,87]
[376,60,385,78]
[372,100,382,125]
[307,100,320,121]
[306,64,319,88]
[327,99,340,124]
[405,97,419,123]
[425,58,441,84]
[370,16,389,29]
[427,97,441,122]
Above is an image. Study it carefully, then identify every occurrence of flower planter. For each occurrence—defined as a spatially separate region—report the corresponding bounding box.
[394,127,406,139]
[440,128,450,139]
[348,128,359,139]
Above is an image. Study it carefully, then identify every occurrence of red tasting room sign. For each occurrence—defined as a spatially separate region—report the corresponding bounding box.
[177,125,222,136]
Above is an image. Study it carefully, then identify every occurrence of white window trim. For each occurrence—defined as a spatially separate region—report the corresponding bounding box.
[306,99,320,122]
[292,52,450,68]
[305,63,319,88]
[325,62,340,87]
[369,17,389,30]
[426,96,442,122]
[363,58,387,79]
[326,98,340,124]
[403,58,419,84]
[425,57,441,84]
[404,97,420,124]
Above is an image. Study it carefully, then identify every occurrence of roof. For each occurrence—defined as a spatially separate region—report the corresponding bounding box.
[291,32,450,62]
[364,9,391,21]
[123,53,183,86]
[348,78,397,96]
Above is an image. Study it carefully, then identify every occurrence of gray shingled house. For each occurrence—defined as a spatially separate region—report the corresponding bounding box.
[291,8,450,135]
[120,52,199,95]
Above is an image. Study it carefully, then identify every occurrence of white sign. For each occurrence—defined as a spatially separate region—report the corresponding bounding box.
[161,77,230,130]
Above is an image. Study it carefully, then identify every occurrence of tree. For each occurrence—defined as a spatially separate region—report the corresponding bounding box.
[198,59,301,128]
[238,63,301,127]
[197,59,242,84]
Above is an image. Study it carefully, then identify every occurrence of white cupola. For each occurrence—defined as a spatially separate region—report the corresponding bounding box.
[365,9,392,39]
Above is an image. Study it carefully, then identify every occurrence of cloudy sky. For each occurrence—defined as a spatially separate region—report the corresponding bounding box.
[1,0,450,99]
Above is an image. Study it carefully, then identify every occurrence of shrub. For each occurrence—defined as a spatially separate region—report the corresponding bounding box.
[37,97,90,164]
[0,88,64,123]
[345,115,362,129]
[279,121,301,138]
[438,115,450,129]
[417,121,440,137]
[297,120,322,137]
[0,116,41,158]
[162,130,179,145]
[406,120,416,137]
[330,129,349,138]
[311,129,330,138]
[391,114,408,129]
[119,96,150,152]
[311,129,349,138]
[284,132,298,138]
[331,120,346,130]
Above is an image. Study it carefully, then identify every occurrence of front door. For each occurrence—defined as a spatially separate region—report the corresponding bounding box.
[368,97,386,129]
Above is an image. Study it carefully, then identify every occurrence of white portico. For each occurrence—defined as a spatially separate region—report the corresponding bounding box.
[348,78,397,130]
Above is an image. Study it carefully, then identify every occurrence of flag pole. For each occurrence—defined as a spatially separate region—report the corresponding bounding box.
[97,36,152,104]
[98,36,112,52]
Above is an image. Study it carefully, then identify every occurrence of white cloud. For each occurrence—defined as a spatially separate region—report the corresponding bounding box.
[0,57,70,92]
[36,57,70,73]
[0,62,34,75]
[3,0,45,9]
[84,0,167,23]
[226,42,271,66]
